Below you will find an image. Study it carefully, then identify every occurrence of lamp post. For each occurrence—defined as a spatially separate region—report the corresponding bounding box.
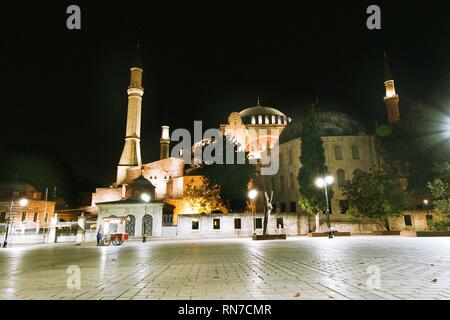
[141,193,150,243]
[3,194,28,248]
[423,199,431,230]
[248,189,258,234]
[315,175,334,239]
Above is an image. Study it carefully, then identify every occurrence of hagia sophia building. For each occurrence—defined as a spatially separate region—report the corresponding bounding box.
[87,51,425,239]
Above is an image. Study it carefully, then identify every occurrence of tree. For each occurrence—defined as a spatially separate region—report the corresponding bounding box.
[378,101,450,204]
[200,135,254,212]
[184,178,224,213]
[342,169,406,230]
[297,103,332,229]
[426,162,450,230]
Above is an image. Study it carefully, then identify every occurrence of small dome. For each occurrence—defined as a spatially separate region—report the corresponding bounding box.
[126,175,156,201]
[237,100,290,125]
[0,180,36,193]
[279,111,367,145]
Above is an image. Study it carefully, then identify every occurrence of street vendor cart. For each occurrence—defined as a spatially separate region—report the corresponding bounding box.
[102,233,128,246]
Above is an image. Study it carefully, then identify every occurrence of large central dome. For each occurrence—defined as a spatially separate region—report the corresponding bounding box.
[279,111,367,145]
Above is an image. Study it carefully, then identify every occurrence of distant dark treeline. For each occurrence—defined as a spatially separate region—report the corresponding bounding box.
[0,143,99,208]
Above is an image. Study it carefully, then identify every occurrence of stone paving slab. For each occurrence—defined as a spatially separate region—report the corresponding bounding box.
[0,236,449,300]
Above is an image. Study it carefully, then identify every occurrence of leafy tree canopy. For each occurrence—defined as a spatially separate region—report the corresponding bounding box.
[343,169,406,229]
[199,135,254,212]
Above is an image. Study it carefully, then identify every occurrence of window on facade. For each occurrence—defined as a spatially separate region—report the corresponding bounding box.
[272,115,276,124]
[44,213,48,223]
[0,212,6,223]
[339,200,349,214]
[337,169,346,189]
[335,146,343,160]
[280,202,287,213]
[426,215,433,226]
[276,218,284,229]
[234,218,241,230]
[255,218,263,229]
[280,176,285,191]
[258,115,263,124]
[192,220,199,230]
[265,115,270,124]
[288,150,293,164]
[351,146,360,160]
[33,212,39,222]
[289,173,295,189]
[404,215,413,226]
[213,218,221,230]
[21,212,27,222]
[290,201,296,213]
[163,212,174,226]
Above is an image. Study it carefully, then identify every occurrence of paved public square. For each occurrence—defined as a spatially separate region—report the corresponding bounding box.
[0,236,449,300]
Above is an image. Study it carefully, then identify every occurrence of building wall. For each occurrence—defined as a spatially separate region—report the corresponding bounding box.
[96,203,164,237]
[264,135,379,217]
[0,199,56,230]
[91,187,123,207]
[177,213,308,238]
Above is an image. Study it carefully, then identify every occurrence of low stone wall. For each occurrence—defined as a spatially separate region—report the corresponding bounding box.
[176,212,307,238]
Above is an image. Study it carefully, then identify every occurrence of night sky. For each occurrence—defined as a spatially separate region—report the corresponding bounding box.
[1,1,449,186]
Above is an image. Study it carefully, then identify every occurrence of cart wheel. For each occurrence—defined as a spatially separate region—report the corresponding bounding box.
[102,238,111,246]
[113,238,124,246]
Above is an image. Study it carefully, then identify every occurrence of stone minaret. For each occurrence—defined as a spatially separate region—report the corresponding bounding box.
[116,61,144,185]
[160,126,170,159]
[383,53,400,125]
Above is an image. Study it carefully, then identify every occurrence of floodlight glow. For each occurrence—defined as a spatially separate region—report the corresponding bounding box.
[315,178,325,188]
[248,189,258,200]
[325,176,334,185]
[141,193,151,203]
[19,198,28,207]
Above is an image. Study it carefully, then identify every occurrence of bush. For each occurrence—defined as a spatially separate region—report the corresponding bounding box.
[428,218,450,231]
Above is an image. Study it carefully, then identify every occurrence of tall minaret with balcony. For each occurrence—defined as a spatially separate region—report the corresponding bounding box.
[383,53,400,125]
[116,50,144,185]
[160,125,170,159]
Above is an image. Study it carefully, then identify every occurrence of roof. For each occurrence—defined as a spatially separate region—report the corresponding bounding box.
[128,175,154,188]
[279,111,367,145]
[239,105,287,118]
[0,180,36,193]
[96,198,174,207]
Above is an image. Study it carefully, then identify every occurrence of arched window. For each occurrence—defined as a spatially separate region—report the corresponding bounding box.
[251,116,256,125]
[272,115,276,124]
[351,146,360,160]
[265,115,270,124]
[337,169,346,188]
[335,146,343,160]
[258,115,263,124]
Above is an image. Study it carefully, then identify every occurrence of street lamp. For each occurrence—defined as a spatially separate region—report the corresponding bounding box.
[315,175,334,239]
[248,189,258,234]
[141,193,150,242]
[423,199,431,229]
[3,195,28,248]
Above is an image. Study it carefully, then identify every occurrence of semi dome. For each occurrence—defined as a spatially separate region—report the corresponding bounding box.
[279,111,367,145]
